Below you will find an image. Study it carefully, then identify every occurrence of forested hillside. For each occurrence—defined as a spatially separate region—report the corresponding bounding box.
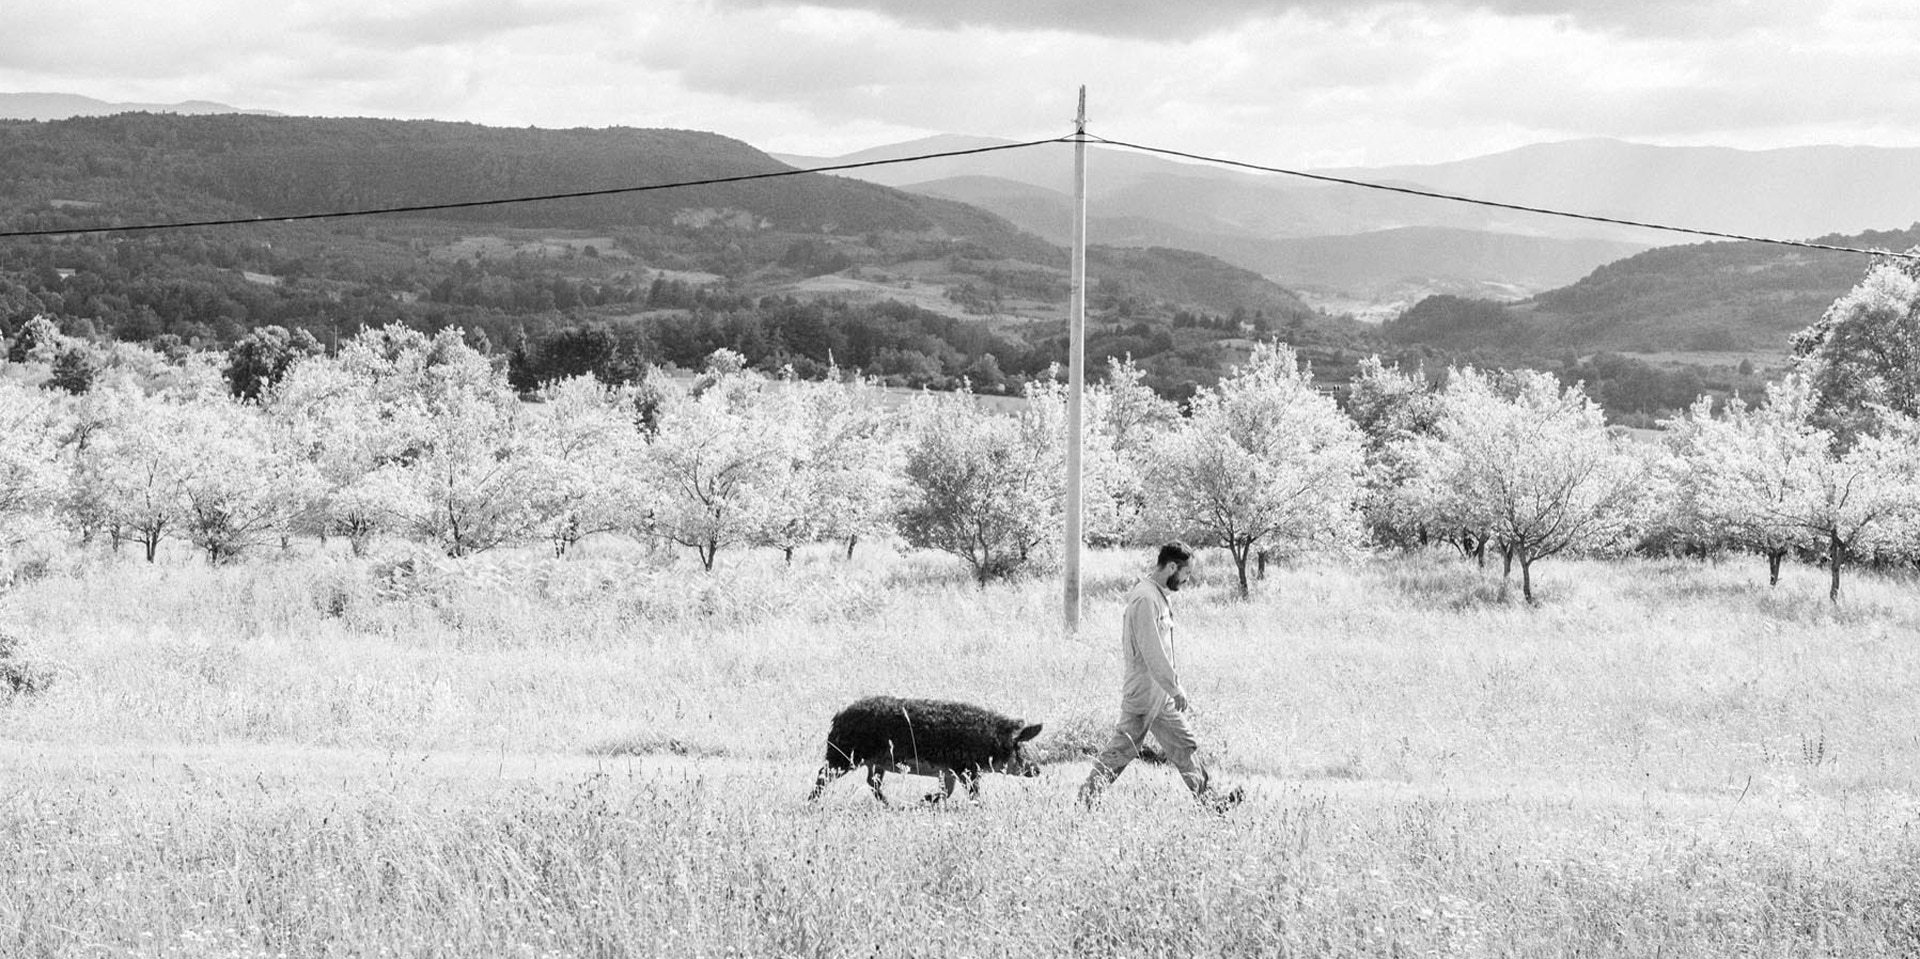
[0,113,1394,399]
[1386,226,1920,356]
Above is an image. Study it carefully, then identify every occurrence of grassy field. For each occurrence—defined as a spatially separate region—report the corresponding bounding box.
[3,540,1919,957]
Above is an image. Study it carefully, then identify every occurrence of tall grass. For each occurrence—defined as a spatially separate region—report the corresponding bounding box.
[6,758,1920,957]
[3,540,1919,955]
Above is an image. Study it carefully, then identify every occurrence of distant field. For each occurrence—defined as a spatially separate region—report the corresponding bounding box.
[778,270,1060,329]
[779,273,980,320]
[429,233,632,263]
[1615,348,1792,371]
[3,542,1919,956]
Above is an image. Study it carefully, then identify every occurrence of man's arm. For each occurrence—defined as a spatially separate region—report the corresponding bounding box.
[1127,596,1189,709]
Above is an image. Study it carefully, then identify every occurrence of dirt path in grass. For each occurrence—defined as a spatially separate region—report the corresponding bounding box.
[0,737,1800,817]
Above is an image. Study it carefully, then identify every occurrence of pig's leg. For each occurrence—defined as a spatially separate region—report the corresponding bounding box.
[864,765,891,805]
[806,763,849,801]
[923,768,957,804]
[961,768,983,802]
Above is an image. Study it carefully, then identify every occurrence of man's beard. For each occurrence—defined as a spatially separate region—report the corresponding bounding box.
[1166,574,1183,592]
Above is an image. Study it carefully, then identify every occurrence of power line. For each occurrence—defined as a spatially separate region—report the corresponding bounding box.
[5,122,1912,264]
[0,135,1074,239]
[1084,134,1920,262]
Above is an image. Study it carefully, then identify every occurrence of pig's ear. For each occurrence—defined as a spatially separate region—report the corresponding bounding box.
[1016,723,1043,742]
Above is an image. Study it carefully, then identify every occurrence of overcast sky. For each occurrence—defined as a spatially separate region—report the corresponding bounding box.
[4,0,1917,167]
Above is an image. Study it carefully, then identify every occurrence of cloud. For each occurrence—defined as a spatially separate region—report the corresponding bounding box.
[0,3,270,80]
[611,0,1920,167]
[1,0,1914,170]
[700,0,1822,41]
[319,0,616,51]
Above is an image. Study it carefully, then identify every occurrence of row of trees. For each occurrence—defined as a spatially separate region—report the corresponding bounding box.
[3,255,1919,602]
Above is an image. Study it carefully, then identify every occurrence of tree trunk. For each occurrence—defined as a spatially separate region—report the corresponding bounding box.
[1520,556,1536,605]
[1256,549,1268,581]
[1828,531,1843,603]
[1232,541,1252,599]
[143,530,160,563]
[1501,542,1514,580]
[701,540,718,571]
[783,546,795,566]
[1473,537,1487,569]
[845,534,858,561]
[1767,550,1784,587]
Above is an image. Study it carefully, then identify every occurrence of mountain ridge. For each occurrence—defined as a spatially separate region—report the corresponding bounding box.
[785,133,1920,317]
[0,92,281,120]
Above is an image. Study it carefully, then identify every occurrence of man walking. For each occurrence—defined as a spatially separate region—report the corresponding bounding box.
[1079,541,1243,813]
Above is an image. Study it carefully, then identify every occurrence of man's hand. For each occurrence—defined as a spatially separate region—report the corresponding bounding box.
[1172,692,1190,712]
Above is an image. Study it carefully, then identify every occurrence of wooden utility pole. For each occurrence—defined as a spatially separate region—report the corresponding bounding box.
[1064,87,1088,634]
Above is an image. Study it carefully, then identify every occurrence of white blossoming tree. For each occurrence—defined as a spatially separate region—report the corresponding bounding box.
[0,379,64,553]
[1418,368,1647,604]
[642,369,803,570]
[68,385,196,562]
[174,394,316,563]
[1139,343,1365,598]
[750,372,903,564]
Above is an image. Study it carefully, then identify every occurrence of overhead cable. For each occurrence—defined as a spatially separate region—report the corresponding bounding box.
[0,135,1074,239]
[1085,134,1920,262]
[4,124,1913,264]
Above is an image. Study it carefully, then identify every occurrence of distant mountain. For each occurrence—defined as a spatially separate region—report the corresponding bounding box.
[907,175,1647,318]
[0,92,279,120]
[1333,139,1920,252]
[1382,224,1920,355]
[791,134,1920,318]
[780,137,1529,241]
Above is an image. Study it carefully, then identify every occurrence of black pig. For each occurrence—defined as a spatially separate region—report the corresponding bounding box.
[806,696,1044,805]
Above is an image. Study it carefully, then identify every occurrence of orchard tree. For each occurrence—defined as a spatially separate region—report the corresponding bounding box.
[174,396,314,563]
[751,372,902,564]
[1667,382,1822,584]
[264,355,395,555]
[1023,372,1129,547]
[1139,343,1365,597]
[1419,368,1646,604]
[896,391,1052,583]
[69,386,195,562]
[897,373,1129,583]
[1096,355,1181,462]
[1090,356,1179,542]
[643,368,800,570]
[807,376,905,561]
[1800,421,1920,602]
[364,336,547,558]
[1674,374,1920,599]
[1345,356,1446,551]
[0,380,64,551]
[529,375,642,556]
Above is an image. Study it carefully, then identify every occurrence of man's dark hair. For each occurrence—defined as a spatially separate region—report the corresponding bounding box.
[1155,541,1194,568]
